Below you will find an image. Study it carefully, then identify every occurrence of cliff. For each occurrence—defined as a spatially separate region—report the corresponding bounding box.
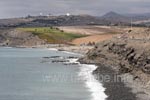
[79,38,150,100]
[0,29,46,47]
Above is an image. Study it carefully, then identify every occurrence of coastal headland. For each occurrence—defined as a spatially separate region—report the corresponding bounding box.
[79,27,150,100]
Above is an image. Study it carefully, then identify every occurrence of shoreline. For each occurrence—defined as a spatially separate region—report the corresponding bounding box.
[49,46,138,100]
[78,38,150,100]
[78,64,107,100]
[0,44,93,55]
[94,64,137,100]
[0,45,141,100]
[65,53,107,100]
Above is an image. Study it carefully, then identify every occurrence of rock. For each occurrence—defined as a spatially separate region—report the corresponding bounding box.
[119,61,133,73]
[134,54,141,60]
[58,49,65,51]
[147,56,150,60]
[43,57,51,59]
[127,53,136,63]
[64,63,78,65]
[51,60,69,63]
[142,64,150,74]
[67,56,78,59]
[0,29,46,47]
[79,37,150,100]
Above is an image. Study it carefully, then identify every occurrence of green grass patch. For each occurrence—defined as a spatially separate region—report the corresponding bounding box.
[17,27,87,44]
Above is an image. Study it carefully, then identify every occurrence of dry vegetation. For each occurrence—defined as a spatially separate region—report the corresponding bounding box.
[17,27,87,44]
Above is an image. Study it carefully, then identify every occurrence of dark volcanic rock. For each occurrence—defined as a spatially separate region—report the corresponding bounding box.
[79,38,150,100]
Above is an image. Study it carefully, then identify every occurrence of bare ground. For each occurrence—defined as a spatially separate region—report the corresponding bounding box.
[59,26,123,45]
[71,34,116,45]
[59,26,123,35]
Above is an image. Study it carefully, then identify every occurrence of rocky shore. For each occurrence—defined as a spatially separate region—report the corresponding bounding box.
[1,26,150,100]
[79,38,150,100]
[0,29,46,47]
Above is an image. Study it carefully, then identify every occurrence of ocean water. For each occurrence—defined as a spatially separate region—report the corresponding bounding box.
[0,47,107,100]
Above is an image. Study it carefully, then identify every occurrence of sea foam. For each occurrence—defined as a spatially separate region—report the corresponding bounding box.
[78,64,108,100]
[67,57,107,100]
[48,48,58,51]
[62,51,82,56]
[49,49,108,100]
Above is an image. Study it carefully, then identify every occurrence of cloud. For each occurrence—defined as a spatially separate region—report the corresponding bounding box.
[129,7,150,13]
[116,0,150,2]
[0,0,150,18]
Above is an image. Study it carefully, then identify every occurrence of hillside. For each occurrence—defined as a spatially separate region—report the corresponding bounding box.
[18,27,86,44]
[1,12,150,28]
[79,28,150,100]
[101,11,130,23]
[0,15,109,28]
[0,28,45,47]
[0,27,87,47]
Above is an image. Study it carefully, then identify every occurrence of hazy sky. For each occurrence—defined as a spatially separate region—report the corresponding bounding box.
[0,0,150,18]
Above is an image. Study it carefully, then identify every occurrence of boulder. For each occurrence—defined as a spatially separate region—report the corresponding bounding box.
[142,64,150,74]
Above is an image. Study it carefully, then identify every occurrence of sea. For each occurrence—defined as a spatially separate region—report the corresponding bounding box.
[0,47,107,100]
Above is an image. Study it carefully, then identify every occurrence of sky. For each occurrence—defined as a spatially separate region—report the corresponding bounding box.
[0,0,150,18]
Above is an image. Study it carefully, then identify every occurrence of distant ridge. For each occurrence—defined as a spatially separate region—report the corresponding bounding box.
[0,15,110,28]
[1,11,150,28]
[101,11,150,24]
[102,11,125,18]
[101,11,130,23]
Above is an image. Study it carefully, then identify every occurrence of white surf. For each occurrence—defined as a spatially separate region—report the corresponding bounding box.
[67,58,108,100]
[78,64,108,100]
